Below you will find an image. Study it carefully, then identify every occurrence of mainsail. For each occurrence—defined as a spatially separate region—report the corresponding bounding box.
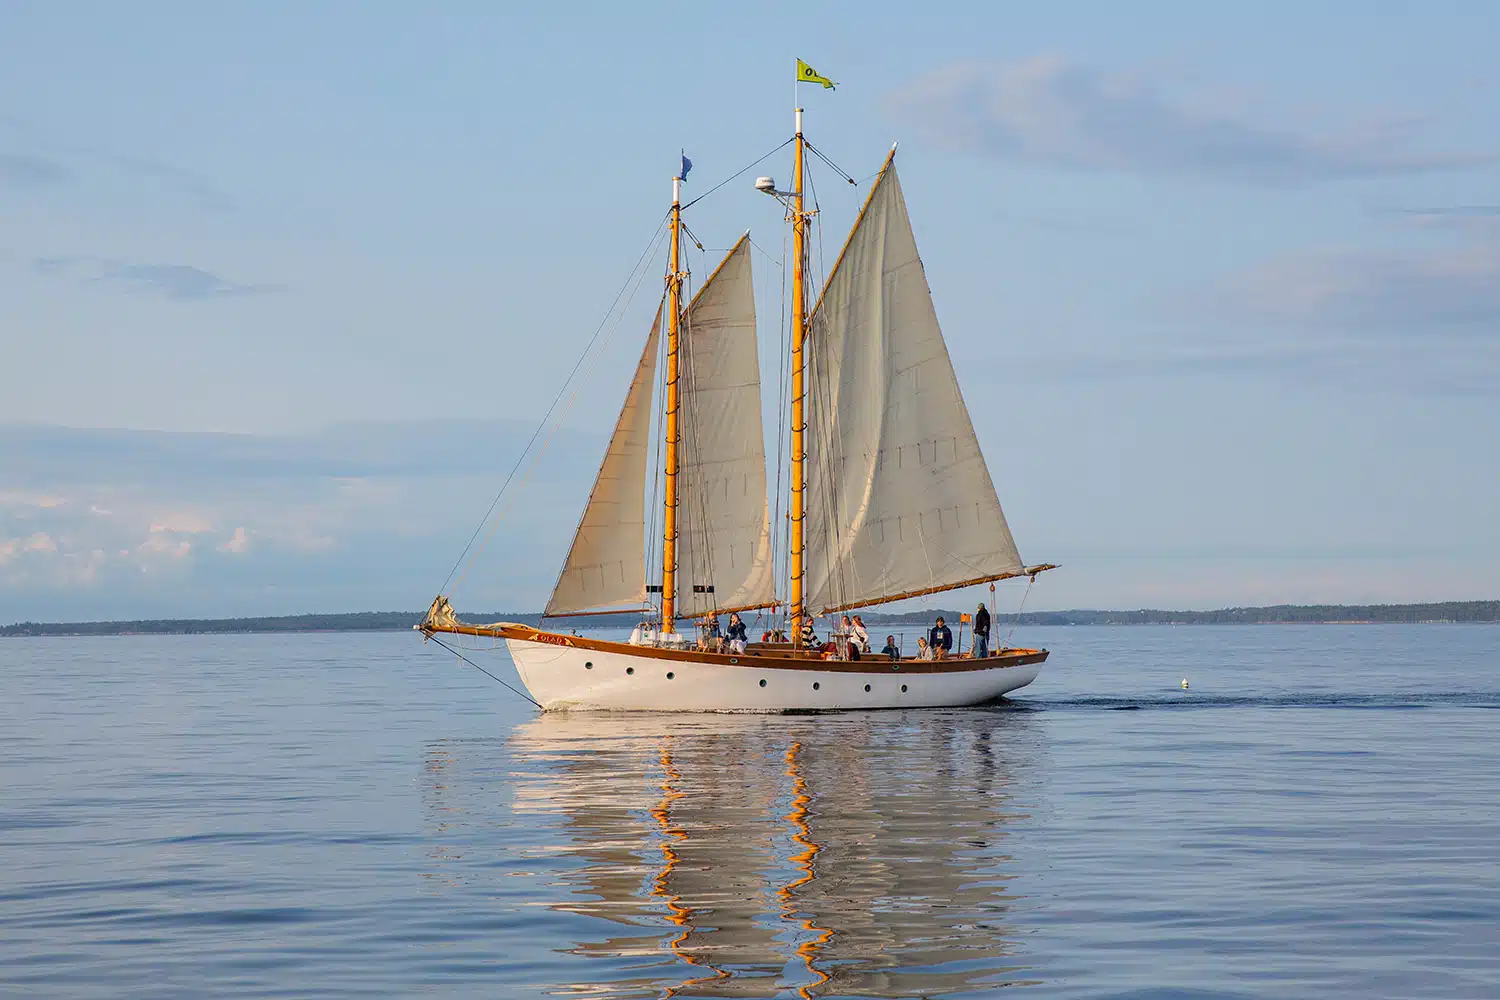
[803,158,1024,614]
[544,306,663,616]
[675,235,777,614]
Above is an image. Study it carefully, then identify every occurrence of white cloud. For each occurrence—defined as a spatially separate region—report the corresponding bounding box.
[219,526,250,554]
[0,490,67,509]
[148,512,215,534]
[1,532,60,564]
[1225,243,1500,330]
[33,257,278,302]
[892,56,1494,184]
[137,533,192,559]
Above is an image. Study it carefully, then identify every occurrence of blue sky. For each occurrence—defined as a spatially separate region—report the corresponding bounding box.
[3,2,1498,620]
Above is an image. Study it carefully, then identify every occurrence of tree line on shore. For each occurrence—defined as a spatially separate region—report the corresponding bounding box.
[4,601,1498,637]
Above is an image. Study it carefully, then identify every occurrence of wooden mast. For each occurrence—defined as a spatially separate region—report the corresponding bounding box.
[789,106,809,647]
[661,171,685,634]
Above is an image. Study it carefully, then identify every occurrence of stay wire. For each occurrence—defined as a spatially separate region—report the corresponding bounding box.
[771,224,791,629]
[1005,576,1037,649]
[680,137,796,211]
[439,210,671,595]
[426,635,542,709]
[803,140,857,186]
[454,230,667,596]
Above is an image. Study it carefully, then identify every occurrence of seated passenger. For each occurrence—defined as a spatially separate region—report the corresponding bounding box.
[881,635,900,661]
[725,612,748,654]
[928,616,953,661]
[916,636,935,661]
[799,619,818,648]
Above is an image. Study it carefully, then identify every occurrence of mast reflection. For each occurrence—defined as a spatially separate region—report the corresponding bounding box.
[779,741,832,998]
[495,712,1040,997]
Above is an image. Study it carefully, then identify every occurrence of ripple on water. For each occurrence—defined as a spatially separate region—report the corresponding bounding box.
[0,627,1497,998]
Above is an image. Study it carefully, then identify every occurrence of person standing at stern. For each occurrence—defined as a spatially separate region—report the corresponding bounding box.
[972,602,991,658]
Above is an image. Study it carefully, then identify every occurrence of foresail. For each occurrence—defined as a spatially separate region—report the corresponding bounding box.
[545,305,662,616]
[675,236,777,615]
[804,160,1023,614]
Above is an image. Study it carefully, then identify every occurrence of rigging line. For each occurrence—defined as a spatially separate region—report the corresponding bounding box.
[1004,575,1036,649]
[771,225,791,626]
[678,275,717,616]
[746,236,782,268]
[439,210,671,595]
[646,292,668,621]
[679,274,705,619]
[454,228,670,595]
[809,165,827,306]
[810,338,847,616]
[679,221,706,252]
[802,159,845,617]
[680,137,795,211]
[802,139,857,186]
[426,635,542,709]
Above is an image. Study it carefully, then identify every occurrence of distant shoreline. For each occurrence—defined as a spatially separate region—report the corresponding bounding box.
[3,601,1498,637]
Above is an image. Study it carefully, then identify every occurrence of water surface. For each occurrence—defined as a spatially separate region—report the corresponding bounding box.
[2,625,1497,998]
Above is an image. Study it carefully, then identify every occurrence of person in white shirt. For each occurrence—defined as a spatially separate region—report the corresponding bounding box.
[849,614,870,653]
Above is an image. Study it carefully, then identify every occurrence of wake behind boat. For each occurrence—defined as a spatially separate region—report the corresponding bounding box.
[420,66,1056,711]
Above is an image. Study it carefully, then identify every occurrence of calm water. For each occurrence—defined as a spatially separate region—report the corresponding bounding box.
[2,625,1497,999]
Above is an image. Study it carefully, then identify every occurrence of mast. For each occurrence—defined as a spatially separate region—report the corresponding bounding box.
[661,172,685,634]
[789,106,809,646]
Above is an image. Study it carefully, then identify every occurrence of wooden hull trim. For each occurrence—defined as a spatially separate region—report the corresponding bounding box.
[421,621,1047,676]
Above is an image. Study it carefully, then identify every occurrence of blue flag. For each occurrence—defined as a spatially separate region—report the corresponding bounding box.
[679,153,692,182]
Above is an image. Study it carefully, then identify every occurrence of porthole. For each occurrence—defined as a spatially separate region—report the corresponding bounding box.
[585,661,593,670]
[863,684,872,693]
[901,684,908,693]
[812,682,820,691]
[759,679,767,688]
[666,671,675,680]
[626,666,634,675]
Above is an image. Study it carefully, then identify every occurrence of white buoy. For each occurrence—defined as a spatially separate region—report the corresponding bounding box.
[1181,678,1190,689]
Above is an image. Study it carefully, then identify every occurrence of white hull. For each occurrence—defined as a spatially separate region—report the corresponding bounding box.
[506,636,1043,712]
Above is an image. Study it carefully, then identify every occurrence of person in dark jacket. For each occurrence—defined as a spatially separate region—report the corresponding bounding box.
[725,612,748,654]
[881,635,900,661]
[972,602,991,658]
[928,616,953,659]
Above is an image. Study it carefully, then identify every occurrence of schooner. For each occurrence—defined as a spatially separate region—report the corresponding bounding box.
[420,74,1056,711]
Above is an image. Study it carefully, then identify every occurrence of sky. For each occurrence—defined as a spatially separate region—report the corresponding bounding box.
[3,1,1499,621]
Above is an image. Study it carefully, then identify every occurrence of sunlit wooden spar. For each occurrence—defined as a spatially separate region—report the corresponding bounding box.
[420,95,1056,712]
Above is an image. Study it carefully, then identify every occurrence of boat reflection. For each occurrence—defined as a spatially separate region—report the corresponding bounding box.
[489,711,1043,998]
